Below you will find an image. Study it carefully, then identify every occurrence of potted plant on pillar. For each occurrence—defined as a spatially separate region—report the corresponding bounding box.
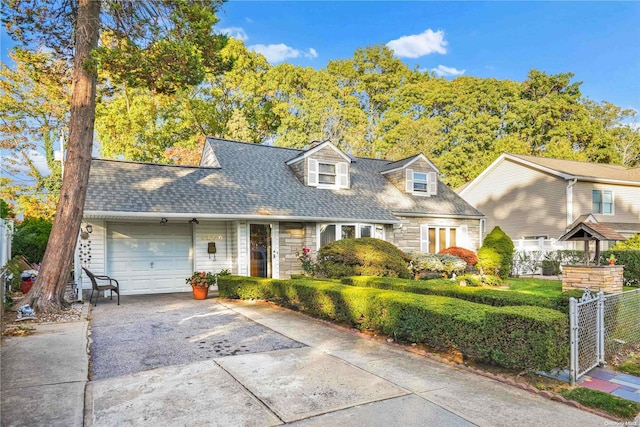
[186,271,216,300]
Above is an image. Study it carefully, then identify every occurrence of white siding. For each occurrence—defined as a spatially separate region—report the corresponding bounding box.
[78,219,106,291]
[193,221,232,273]
[237,221,248,276]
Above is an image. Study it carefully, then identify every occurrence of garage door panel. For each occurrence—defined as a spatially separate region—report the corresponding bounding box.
[107,223,193,295]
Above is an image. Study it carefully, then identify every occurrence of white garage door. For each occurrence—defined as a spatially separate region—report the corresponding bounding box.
[107,223,193,295]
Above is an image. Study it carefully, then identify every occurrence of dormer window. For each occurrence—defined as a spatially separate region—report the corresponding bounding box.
[406,169,437,196]
[318,162,337,185]
[309,159,349,189]
[413,172,428,193]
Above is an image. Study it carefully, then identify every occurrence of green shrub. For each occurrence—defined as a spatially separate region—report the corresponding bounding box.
[316,238,411,279]
[477,247,501,276]
[342,276,571,311]
[409,252,466,278]
[11,217,53,263]
[478,227,514,278]
[219,276,569,372]
[601,250,640,287]
[611,234,640,250]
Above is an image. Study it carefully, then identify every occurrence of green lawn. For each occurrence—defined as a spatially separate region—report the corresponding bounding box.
[505,277,636,297]
[505,278,563,298]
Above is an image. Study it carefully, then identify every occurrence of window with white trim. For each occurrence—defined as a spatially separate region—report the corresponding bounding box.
[592,190,613,215]
[308,159,349,189]
[317,223,379,249]
[405,169,437,196]
[318,162,336,185]
[420,224,468,253]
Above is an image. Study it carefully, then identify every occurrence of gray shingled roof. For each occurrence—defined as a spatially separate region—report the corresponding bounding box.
[84,138,483,221]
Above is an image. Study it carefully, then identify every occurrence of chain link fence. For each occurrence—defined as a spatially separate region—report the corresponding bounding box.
[570,288,640,385]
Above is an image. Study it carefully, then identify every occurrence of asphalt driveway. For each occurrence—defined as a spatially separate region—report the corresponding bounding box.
[89,293,305,380]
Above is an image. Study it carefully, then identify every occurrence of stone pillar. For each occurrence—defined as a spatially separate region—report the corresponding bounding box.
[562,265,624,293]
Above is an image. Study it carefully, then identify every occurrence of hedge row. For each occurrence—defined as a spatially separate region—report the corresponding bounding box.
[341,276,576,312]
[218,276,569,372]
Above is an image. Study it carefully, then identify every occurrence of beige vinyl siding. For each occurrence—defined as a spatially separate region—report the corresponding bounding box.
[194,221,231,273]
[199,142,218,167]
[78,218,106,291]
[279,222,306,278]
[463,160,567,240]
[573,181,640,223]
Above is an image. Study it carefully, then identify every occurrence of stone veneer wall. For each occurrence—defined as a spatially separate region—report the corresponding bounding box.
[389,216,481,254]
[278,222,317,278]
[562,265,624,293]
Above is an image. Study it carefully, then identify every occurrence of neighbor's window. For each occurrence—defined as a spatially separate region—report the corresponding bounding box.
[318,162,336,185]
[413,172,428,193]
[592,190,613,214]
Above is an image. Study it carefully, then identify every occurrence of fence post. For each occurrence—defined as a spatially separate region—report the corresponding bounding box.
[569,297,578,386]
[597,291,605,366]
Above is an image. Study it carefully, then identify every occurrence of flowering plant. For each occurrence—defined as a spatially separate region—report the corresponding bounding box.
[296,247,316,276]
[186,271,216,288]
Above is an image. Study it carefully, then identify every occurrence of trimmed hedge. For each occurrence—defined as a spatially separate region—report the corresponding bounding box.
[219,276,569,372]
[341,276,576,312]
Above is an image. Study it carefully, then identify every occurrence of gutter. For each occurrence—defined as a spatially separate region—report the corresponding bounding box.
[566,178,577,227]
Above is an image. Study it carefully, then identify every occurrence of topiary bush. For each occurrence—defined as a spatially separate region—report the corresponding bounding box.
[477,247,501,276]
[438,246,478,266]
[315,238,411,279]
[11,217,53,263]
[478,226,514,278]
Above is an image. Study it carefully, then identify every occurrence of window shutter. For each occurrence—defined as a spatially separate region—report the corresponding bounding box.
[337,162,349,189]
[420,224,429,252]
[308,159,319,186]
[459,225,469,249]
[428,172,437,195]
[405,169,414,193]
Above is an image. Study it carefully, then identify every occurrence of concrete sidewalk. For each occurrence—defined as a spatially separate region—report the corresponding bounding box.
[1,309,89,427]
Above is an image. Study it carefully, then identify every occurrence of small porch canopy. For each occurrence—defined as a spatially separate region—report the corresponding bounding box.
[558,221,626,265]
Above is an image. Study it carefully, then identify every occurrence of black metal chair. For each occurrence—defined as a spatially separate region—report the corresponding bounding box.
[83,267,120,306]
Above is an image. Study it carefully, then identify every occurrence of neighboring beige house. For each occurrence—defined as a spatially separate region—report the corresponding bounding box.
[457,153,640,250]
[75,138,484,296]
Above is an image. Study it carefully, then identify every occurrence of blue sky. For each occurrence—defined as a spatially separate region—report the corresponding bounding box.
[216,1,640,114]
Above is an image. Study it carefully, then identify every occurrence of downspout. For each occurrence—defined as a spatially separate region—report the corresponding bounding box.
[566,178,577,227]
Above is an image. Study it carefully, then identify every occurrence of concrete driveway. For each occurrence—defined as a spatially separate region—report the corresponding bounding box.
[86,293,609,426]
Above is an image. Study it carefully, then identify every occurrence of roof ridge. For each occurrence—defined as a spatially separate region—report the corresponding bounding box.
[91,158,218,169]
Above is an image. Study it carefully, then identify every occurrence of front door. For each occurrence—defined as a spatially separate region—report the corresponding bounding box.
[249,223,275,278]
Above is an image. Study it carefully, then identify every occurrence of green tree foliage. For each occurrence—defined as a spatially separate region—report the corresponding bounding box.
[611,234,640,250]
[478,226,515,278]
[12,217,53,263]
[316,238,411,279]
[0,199,14,219]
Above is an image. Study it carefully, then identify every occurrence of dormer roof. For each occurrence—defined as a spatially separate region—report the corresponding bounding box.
[285,140,352,166]
[380,154,439,175]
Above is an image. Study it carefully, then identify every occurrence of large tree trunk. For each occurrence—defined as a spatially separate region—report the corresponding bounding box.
[21,0,101,313]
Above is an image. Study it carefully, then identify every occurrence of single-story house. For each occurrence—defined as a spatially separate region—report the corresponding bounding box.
[75,138,484,296]
[457,153,640,250]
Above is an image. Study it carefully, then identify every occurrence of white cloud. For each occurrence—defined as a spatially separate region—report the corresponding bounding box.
[431,65,466,77]
[248,43,319,64]
[387,29,448,58]
[219,27,249,41]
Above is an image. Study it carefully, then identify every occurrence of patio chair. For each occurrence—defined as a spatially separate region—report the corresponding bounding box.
[83,267,120,306]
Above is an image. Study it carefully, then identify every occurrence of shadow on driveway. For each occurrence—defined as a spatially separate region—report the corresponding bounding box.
[89,293,306,380]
